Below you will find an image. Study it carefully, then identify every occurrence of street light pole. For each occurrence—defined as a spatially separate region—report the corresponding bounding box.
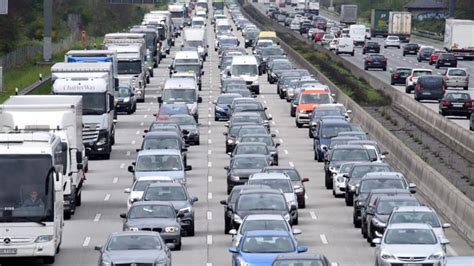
[43,0,52,62]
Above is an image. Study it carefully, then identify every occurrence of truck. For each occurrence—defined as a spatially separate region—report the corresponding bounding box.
[168,4,186,36]
[306,0,320,15]
[130,26,161,67]
[144,11,173,56]
[349,24,367,46]
[51,62,116,160]
[0,131,65,264]
[370,9,390,37]
[0,95,85,220]
[388,11,411,42]
[444,19,474,60]
[340,5,357,25]
[183,28,208,61]
[65,50,118,88]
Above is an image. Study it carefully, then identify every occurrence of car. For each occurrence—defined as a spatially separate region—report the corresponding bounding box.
[124,176,173,210]
[471,113,474,131]
[364,54,387,71]
[120,201,182,250]
[335,36,355,56]
[321,33,335,45]
[224,122,256,153]
[313,30,325,43]
[443,68,469,90]
[414,75,446,102]
[229,214,299,247]
[222,83,249,94]
[142,182,198,236]
[238,134,280,163]
[295,89,335,127]
[362,41,380,54]
[139,130,188,165]
[390,67,412,85]
[347,140,388,162]
[229,230,308,266]
[384,36,401,48]
[267,59,293,84]
[230,142,274,165]
[155,103,190,120]
[95,231,172,266]
[225,154,270,194]
[405,68,433,93]
[312,118,354,160]
[373,223,449,266]
[402,43,420,56]
[262,166,309,208]
[114,85,137,114]
[332,161,357,197]
[446,256,474,266]
[428,49,444,65]
[439,91,472,118]
[328,136,360,150]
[221,77,247,92]
[435,53,458,68]
[416,46,435,62]
[170,114,200,145]
[308,104,351,137]
[146,121,186,141]
[329,39,338,51]
[244,30,260,48]
[299,20,312,34]
[353,172,415,227]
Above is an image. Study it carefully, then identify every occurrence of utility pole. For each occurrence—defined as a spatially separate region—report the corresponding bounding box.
[448,0,456,18]
[43,0,53,62]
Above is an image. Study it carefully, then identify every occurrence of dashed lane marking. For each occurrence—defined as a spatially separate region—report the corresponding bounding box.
[131,140,136,145]
[93,213,101,222]
[207,235,213,245]
[136,131,140,135]
[207,211,212,220]
[208,162,212,168]
[126,151,130,157]
[112,177,118,184]
[208,176,213,182]
[208,139,212,144]
[320,234,328,244]
[208,192,213,200]
[82,237,91,247]
[284,149,289,155]
[104,194,111,201]
[279,138,283,143]
[310,211,317,220]
[120,163,125,169]
[208,150,212,155]
[289,161,294,167]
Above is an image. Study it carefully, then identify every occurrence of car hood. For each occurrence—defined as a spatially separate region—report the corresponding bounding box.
[135,170,184,181]
[155,201,189,211]
[230,169,262,177]
[237,209,288,219]
[298,103,318,111]
[105,250,164,263]
[125,218,179,228]
[216,103,230,110]
[240,252,294,265]
[382,244,441,257]
[180,125,198,132]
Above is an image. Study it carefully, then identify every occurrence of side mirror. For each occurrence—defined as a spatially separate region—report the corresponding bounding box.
[198,96,203,103]
[77,163,83,170]
[223,132,228,136]
[191,196,199,203]
[128,165,134,173]
[224,166,230,170]
[292,228,302,235]
[124,188,131,194]
[213,100,217,104]
[119,213,126,219]
[442,223,451,229]
[166,243,175,250]
[158,97,163,103]
[185,165,193,171]
[381,151,389,155]
[290,205,297,211]
[136,149,141,152]
[271,134,276,137]
[220,199,227,205]
[94,245,102,252]
[302,177,309,182]
[229,229,237,235]
[297,246,308,253]
[440,238,450,245]
[372,238,381,245]
[182,148,188,152]
[229,246,238,253]
[409,183,417,193]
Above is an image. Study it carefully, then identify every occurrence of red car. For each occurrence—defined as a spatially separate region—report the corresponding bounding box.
[429,50,443,65]
[313,30,325,43]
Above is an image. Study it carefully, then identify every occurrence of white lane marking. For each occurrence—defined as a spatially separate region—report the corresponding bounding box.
[150,101,154,105]
[263,100,267,104]
[272,121,276,125]
[208,162,212,168]
[82,237,91,247]
[104,194,111,201]
[93,213,101,222]
[279,138,283,143]
[275,129,280,134]
[208,150,212,155]
[126,151,131,157]
[310,211,317,220]
[147,108,151,111]
[112,177,118,184]
[208,113,211,117]
[331,263,338,266]
[120,163,125,169]
[208,121,212,126]
[131,140,136,145]
[208,107,212,111]
[208,129,212,134]
[284,149,289,155]
[305,193,308,199]
[206,263,213,266]
[140,122,144,126]
[208,176,213,182]
[320,234,328,244]
[207,211,213,220]
[136,130,140,135]
[289,161,294,167]
[447,245,459,256]
[144,115,148,119]
[261,95,265,98]
[207,235,213,245]
[208,192,213,200]
[208,139,212,144]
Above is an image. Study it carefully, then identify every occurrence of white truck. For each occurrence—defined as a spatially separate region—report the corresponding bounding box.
[0,95,85,220]
[340,5,358,25]
[168,4,186,36]
[65,50,118,88]
[0,132,64,264]
[144,11,174,55]
[183,28,208,61]
[306,0,320,15]
[388,11,411,42]
[349,24,367,46]
[444,19,474,60]
[51,62,116,160]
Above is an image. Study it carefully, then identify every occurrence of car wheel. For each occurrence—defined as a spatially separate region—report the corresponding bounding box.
[351,51,355,56]
[345,194,353,206]
[224,219,231,234]
[384,46,387,48]
[440,110,445,116]
[398,46,400,49]
[417,58,421,62]
[187,223,195,236]
[195,138,200,145]
[354,216,361,228]
[364,67,368,70]
[383,67,386,71]
[464,86,468,90]
[390,79,395,85]
[415,95,420,102]
[296,121,302,128]
[290,110,295,117]
[293,214,298,225]
[429,61,433,65]
[403,52,405,56]
[362,223,368,238]
[299,199,305,209]
[308,129,313,138]
[435,64,440,69]
[43,256,55,264]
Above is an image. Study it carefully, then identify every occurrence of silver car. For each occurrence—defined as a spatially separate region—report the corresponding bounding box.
[443,68,469,90]
[374,223,449,266]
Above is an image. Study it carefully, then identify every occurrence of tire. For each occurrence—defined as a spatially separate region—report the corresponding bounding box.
[195,138,200,145]
[362,223,368,238]
[362,50,366,55]
[429,61,433,65]
[403,52,406,56]
[415,95,420,102]
[64,209,71,220]
[290,109,295,117]
[345,194,353,206]
[127,107,132,115]
[390,80,395,85]
[440,110,445,116]
[293,214,298,225]
[75,191,82,207]
[354,215,361,228]
[417,58,421,62]
[405,87,411,93]
[175,243,182,250]
[384,46,387,48]
[214,116,218,121]
[299,199,305,209]
[364,67,368,70]
[296,121,302,128]
[187,223,195,236]
[351,51,354,56]
[308,129,313,138]
[435,64,440,69]
[463,86,468,90]
[383,68,386,71]
[43,256,55,264]
[325,173,333,189]
[398,46,400,49]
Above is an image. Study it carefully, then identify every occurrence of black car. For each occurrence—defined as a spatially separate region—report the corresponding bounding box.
[364,54,387,71]
[139,131,188,165]
[362,41,380,54]
[224,122,256,153]
[170,114,200,145]
[414,75,446,102]
[238,134,280,165]
[299,20,312,34]
[267,59,293,84]
[114,85,137,114]
[402,43,420,56]
[244,30,259,48]
[417,46,434,62]
[225,154,270,194]
[439,91,472,118]
[390,67,412,85]
[435,53,457,68]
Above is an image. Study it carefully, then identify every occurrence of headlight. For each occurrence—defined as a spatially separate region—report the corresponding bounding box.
[123,97,130,103]
[237,257,250,266]
[428,252,444,260]
[127,227,139,231]
[179,206,192,214]
[336,176,346,183]
[320,144,328,151]
[216,106,225,112]
[329,166,336,172]
[380,251,395,260]
[283,213,290,222]
[101,262,112,266]
[271,72,276,77]
[155,260,168,266]
[35,235,53,243]
[294,186,303,193]
[227,139,234,144]
[252,80,259,85]
[233,214,243,224]
[97,137,107,146]
[164,226,179,233]
[349,185,356,191]
[357,201,365,207]
[135,90,142,96]
[231,175,240,181]
[372,217,386,228]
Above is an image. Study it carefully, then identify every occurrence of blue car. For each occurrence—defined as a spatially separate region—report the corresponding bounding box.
[312,118,353,162]
[229,230,308,266]
[214,93,241,121]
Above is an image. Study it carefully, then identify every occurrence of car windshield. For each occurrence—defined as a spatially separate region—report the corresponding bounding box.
[128,205,176,219]
[351,165,391,179]
[218,96,238,104]
[159,105,188,115]
[445,93,470,101]
[447,69,467,76]
[273,260,325,266]
[413,71,432,77]
[162,89,196,103]
[376,200,419,215]
[314,109,344,117]
[397,68,412,74]
[272,62,292,70]
[267,169,300,181]
[226,84,248,91]
[248,179,293,193]
[133,180,171,191]
[170,115,197,125]
[331,149,369,161]
[360,178,406,192]
[232,65,258,76]
[238,127,268,136]
[300,93,330,104]
[340,163,356,173]
[174,64,200,74]
[321,124,352,138]
[235,145,268,155]
[241,136,273,146]
[118,61,142,75]
[232,157,268,169]
[144,186,187,201]
[231,116,261,124]
[237,194,286,211]
[419,77,443,90]
[116,87,130,97]
[241,235,294,253]
[107,235,162,250]
[390,212,441,227]
[384,228,437,245]
[246,31,259,39]
[241,220,288,234]
[330,139,354,148]
[136,155,183,171]
[262,48,283,56]
[143,138,179,150]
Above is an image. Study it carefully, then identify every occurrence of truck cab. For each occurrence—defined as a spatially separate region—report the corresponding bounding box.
[159,78,202,122]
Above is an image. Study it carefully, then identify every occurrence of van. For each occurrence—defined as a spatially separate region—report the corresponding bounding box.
[191,17,206,28]
[159,78,202,121]
[335,37,355,56]
[216,20,232,34]
[229,56,260,94]
[172,51,201,68]
[183,28,208,61]
[414,75,446,102]
[258,31,278,44]
[349,24,366,46]
[295,88,335,127]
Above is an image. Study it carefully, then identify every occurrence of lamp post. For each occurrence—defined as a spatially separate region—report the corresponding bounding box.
[43,0,53,62]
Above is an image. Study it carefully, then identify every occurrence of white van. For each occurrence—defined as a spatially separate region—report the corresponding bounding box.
[335,37,355,56]
[159,78,202,121]
[216,19,232,34]
[183,28,208,60]
[229,55,260,94]
[349,24,366,46]
[173,51,201,66]
[191,17,206,28]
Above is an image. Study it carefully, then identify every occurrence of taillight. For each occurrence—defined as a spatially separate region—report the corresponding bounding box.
[465,101,473,108]
[442,100,450,107]
[394,73,400,78]
[466,76,470,81]
[409,76,413,81]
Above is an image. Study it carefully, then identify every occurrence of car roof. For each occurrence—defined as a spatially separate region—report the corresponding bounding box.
[235,142,268,147]
[135,176,173,181]
[321,119,349,125]
[233,154,269,159]
[245,214,285,221]
[250,173,289,179]
[144,131,180,138]
[274,253,327,260]
[111,231,160,237]
[393,206,433,212]
[263,166,296,171]
[240,188,283,195]
[240,134,272,138]
[331,144,365,149]
[147,182,183,188]
[138,149,181,156]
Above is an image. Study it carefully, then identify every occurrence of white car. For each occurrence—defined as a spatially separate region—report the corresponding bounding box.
[329,39,338,51]
[384,35,401,49]
[332,162,357,197]
[335,37,355,56]
[124,176,173,210]
[321,34,335,45]
[405,68,433,93]
[290,20,301,31]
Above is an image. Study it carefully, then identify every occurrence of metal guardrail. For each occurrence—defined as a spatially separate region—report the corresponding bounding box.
[412,30,444,41]
[18,75,51,95]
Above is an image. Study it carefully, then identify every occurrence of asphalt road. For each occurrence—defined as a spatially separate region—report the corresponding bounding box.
[2,6,472,266]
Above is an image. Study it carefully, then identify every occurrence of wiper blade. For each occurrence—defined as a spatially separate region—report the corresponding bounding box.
[18,216,47,226]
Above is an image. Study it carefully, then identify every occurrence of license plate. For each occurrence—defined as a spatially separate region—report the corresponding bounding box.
[453,103,464,107]
[422,92,431,95]
[404,264,422,266]
[445,63,451,65]
[0,249,17,255]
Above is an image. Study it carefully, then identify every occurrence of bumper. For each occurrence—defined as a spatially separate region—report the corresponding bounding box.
[116,102,133,112]
[249,85,260,94]
[445,81,468,88]
[334,180,346,195]
[377,258,443,266]
[440,107,472,116]
[296,113,311,124]
[186,133,200,144]
[161,232,181,245]
[85,138,110,156]
[215,110,230,120]
[365,63,386,69]
[0,241,56,258]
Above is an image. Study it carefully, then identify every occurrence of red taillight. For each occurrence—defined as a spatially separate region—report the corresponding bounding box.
[394,73,400,78]
[465,101,473,107]
[442,100,450,107]
[466,76,470,81]
[409,76,413,81]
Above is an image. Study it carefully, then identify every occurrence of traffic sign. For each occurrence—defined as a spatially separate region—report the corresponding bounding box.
[0,0,7,15]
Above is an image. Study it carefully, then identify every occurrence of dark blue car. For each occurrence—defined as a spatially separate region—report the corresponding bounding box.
[214,93,241,121]
[312,119,353,162]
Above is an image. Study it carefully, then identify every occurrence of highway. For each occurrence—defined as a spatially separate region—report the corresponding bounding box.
[1,5,472,266]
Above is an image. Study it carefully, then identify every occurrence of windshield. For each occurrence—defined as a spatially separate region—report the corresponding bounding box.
[272,62,292,71]
[235,145,268,155]
[241,136,273,146]
[246,31,259,39]
[118,61,142,75]
[192,21,204,27]
[237,194,286,211]
[360,179,406,192]
[266,170,299,181]
[248,179,293,193]
[262,48,283,56]
[419,77,443,90]
[232,157,268,169]
[56,92,106,115]
[321,124,352,138]
[133,180,171,191]
[159,105,188,115]
[144,186,187,201]
[128,205,176,219]
[136,155,183,171]
[447,69,467,76]
[241,236,294,253]
[390,212,441,227]
[241,220,288,234]
[174,64,200,74]
[384,229,437,245]
[376,199,419,215]
[176,58,199,64]
[232,65,258,76]
[314,109,344,117]
[170,11,184,18]
[413,71,432,77]
[231,116,261,124]
[107,235,162,250]
[170,115,197,126]
[332,149,370,161]
[351,165,391,179]
[0,155,54,222]
[218,25,232,32]
[163,89,196,103]
[143,138,179,150]
[186,40,203,47]
[238,127,268,136]
[218,96,238,104]
[116,87,130,97]
[300,93,331,104]
[340,163,356,173]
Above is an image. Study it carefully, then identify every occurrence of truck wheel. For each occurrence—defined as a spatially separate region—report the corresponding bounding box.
[43,256,55,264]
[64,209,71,220]
[75,190,82,207]
[111,134,115,146]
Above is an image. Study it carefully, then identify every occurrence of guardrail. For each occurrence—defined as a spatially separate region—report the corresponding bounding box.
[17,76,51,96]
[412,30,444,41]
[241,2,474,246]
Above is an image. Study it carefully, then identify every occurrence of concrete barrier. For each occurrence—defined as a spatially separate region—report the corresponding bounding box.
[242,2,474,246]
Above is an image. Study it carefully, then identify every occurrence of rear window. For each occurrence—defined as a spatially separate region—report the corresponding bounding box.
[440,53,455,59]
[445,93,471,101]
[447,69,467,76]
[419,77,443,89]
[413,70,432,77]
